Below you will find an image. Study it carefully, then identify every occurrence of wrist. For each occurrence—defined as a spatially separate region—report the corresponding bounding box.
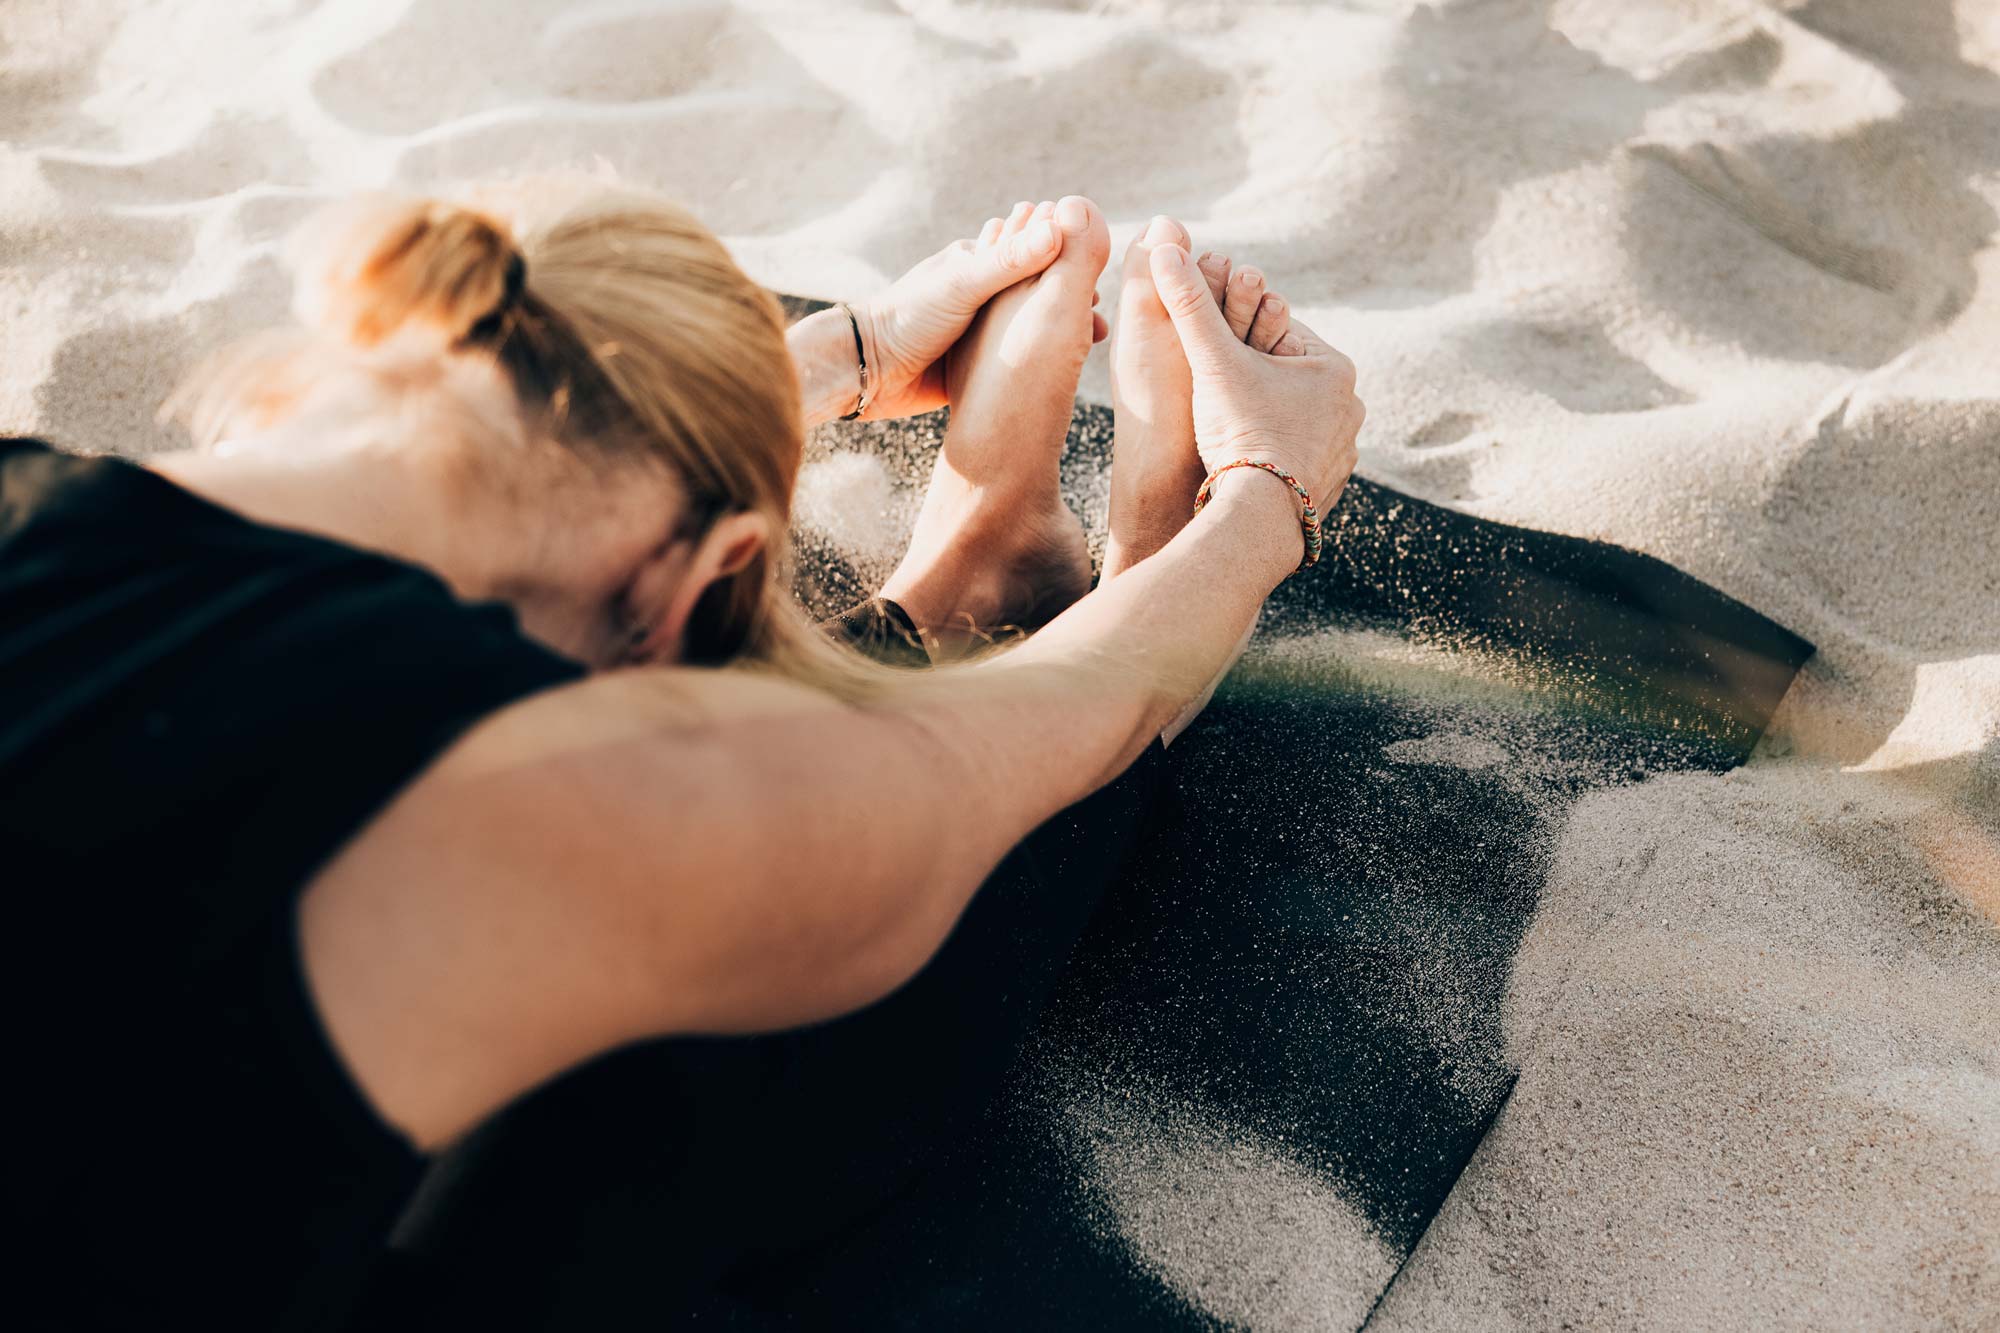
[787,306,865,429]
[1191,465,1307,586]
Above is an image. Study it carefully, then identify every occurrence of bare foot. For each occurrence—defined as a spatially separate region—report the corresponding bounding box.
[878,195,1112,654]
[1104,222,1297,579]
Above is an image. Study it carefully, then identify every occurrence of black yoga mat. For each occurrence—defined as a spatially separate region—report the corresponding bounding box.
[366,313,1811,1332]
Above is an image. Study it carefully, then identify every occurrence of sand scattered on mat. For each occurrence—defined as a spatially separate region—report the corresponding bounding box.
[1067,1078,1401,1333]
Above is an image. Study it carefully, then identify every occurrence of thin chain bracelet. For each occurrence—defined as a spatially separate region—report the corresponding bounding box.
[836,302,872,421]
[1192,459,1323,572]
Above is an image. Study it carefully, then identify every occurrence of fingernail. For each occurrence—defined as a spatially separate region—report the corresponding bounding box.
[1024,220,1058,253]
[1056,197,1089,231]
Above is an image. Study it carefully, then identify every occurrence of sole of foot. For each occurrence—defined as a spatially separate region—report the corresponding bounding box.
[1105,218,1296,578]
[881,195,1112,653]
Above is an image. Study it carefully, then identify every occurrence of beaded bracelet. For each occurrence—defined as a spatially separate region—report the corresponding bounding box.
[1192,459,1323,572]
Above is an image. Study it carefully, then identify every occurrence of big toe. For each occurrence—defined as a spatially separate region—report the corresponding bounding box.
[1005,196,1111,351]
[1118,216,1200,347]
[1121,214,1190,284]
[1042,196,1112,293]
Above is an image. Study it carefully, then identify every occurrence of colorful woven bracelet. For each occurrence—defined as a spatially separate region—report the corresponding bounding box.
[1192,458,1323,572]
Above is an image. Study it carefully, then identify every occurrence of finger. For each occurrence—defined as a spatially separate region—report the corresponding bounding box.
[978,216,1004,248]
[1197,251,1232,309]
[994,217,1061,274]
[1282,315,1330,356]
[1247,293,1290,354]
[951,216,1062,305]
[1223,266,1265,342]
[1148,244,1245,374]
[1284,318,1357,388]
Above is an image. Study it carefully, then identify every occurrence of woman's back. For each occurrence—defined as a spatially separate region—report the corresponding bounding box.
[1,437,583,1330]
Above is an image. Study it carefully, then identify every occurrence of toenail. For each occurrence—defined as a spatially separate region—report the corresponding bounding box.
[1023,220,1058,254]
[1056,197,1090,231]
[1034,200,1055,219]
[1243,271,1262,287]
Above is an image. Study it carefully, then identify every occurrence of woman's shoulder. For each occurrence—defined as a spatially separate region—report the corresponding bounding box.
[0,433,587,890]
[0,435,276,564]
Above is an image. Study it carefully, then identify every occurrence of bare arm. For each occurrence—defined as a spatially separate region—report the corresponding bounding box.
[305,268,1358,1151]
[301,474,1300,1149]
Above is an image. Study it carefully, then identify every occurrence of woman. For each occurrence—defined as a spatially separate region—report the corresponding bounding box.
[1,180,1360,1330]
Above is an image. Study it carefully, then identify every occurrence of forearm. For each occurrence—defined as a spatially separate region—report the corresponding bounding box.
[787,305,863,429]
[932,468,1297,803]
[640,471,1299,1029]
[309,476,1303,1147]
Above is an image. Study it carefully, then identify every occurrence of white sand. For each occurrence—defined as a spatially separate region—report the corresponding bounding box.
[4,0,1995,1326]
[1069,1077,1402,1332]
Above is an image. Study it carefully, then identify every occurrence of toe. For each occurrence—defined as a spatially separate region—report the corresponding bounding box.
[1120,213,1191,285]
[1247,292,1289,353]
[1003,201,1034,236]
[1024,196,1112,322]
[1052,196,1111,267]
[1197,251,1231,309]
[1120,225,1156,283]
[978,216,1004,248]
[1141,214,1189,250]
[1033,200,1055,224]
[1224,267,1265,341]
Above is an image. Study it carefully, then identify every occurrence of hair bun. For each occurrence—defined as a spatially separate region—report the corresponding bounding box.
[296,195,525,349]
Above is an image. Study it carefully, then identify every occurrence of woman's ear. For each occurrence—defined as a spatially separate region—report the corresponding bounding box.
[640,510,770,663]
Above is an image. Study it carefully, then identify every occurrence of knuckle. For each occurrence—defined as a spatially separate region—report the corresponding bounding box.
[1166,283,1209,317]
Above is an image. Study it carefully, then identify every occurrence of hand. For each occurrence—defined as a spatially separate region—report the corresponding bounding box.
[1145,242,1363,543]
[789,203,1109,428]
[1105,214,1289,581]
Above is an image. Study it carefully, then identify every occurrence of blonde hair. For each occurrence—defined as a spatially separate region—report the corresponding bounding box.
[172,180,891,698]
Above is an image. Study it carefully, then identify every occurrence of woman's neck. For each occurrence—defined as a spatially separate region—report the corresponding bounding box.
[149,423,643,667]
[152,425,507,602]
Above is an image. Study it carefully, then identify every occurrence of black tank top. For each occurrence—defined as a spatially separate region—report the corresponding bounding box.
[0,439,586,1329]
